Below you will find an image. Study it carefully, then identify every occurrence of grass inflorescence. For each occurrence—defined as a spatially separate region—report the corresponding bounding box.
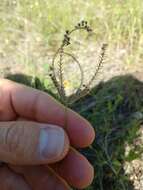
[49,21,107,106]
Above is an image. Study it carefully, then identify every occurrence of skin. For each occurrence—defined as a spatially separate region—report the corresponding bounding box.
[0,79,95,190]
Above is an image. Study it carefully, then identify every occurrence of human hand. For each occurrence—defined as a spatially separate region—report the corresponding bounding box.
[0,79,95,190]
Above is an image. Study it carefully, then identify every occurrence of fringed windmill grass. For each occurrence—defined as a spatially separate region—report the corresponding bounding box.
[49,21,108,107]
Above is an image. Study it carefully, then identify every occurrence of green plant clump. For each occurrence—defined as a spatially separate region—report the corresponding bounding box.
[78,75,143,190]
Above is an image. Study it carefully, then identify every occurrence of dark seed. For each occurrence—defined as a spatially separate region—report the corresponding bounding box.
[66,30,69,34]
[81,20,85,26]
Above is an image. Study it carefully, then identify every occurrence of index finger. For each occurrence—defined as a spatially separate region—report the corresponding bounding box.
[0,79,95,147]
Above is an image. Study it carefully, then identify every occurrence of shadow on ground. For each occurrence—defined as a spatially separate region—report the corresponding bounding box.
[4,73,143,190]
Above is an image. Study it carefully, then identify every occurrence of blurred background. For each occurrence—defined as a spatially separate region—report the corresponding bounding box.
[0,0,143,80]
[1,1,143,190]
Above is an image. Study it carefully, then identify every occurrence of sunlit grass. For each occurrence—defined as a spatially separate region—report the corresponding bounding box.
[0,0,143,74]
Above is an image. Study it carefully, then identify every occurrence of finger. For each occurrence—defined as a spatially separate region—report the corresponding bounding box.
[50,148,94,189]
[10,165,71,190]
[0,79,95,148]
[0,121,69,165]
[0,165,31,190]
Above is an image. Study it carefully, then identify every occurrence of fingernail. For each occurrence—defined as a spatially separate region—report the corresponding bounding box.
[39,127,65,160]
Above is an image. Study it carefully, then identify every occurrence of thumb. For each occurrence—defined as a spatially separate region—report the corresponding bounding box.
[0,121,69,165]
